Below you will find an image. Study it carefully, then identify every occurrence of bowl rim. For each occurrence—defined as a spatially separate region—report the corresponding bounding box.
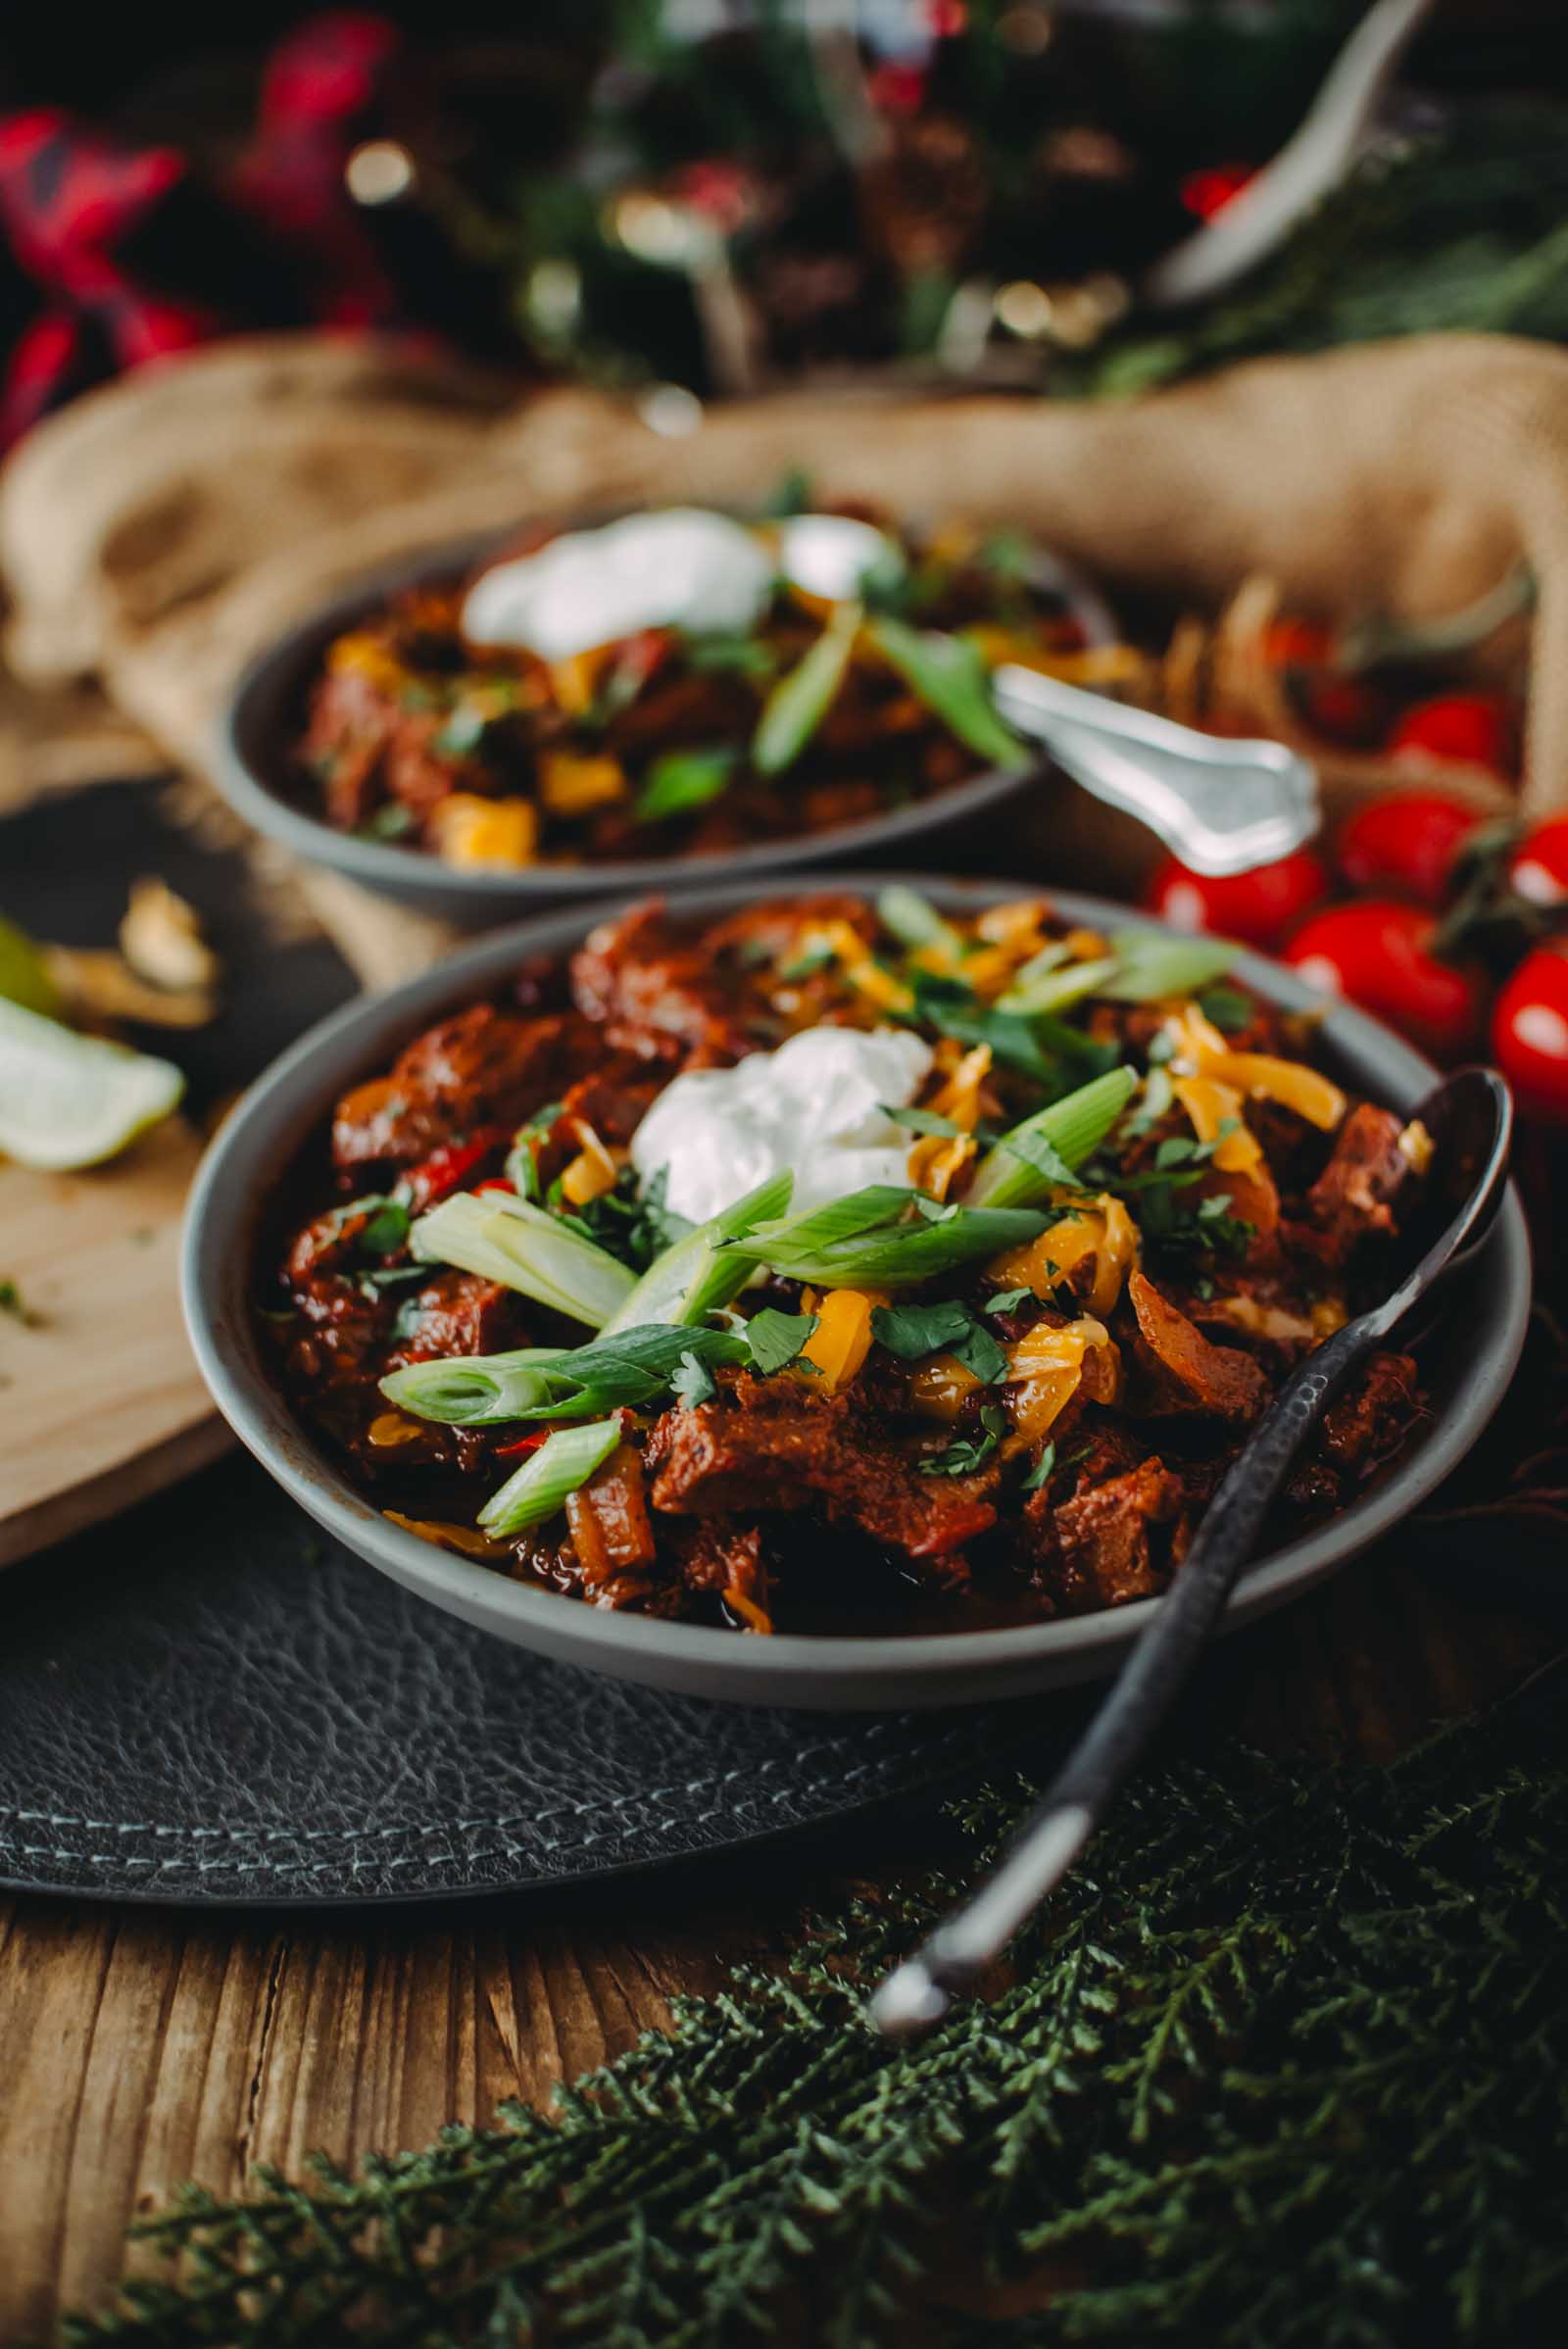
[181,872,1532,1705]
[210,516,1117,905]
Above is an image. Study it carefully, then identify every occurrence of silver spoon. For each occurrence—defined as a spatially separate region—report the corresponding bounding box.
[992,665,1319,878]
[775,515,1321,879]
[870,1064,1513,2039]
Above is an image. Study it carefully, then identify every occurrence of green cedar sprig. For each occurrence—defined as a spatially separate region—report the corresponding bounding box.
[78,1692,1568,2348]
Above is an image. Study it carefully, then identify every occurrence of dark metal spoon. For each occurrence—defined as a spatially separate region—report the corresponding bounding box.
[870,1065,1513,2038]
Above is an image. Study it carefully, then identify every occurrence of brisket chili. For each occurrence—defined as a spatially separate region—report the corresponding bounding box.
[261,893,1428,1638]
[293,513,1094,868]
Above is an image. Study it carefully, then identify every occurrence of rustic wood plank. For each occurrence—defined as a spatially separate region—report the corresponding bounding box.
[0,1118,227,1570]
[0,1571,1555,2345]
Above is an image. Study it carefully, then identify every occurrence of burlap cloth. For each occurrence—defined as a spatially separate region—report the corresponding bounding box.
[2,330,1562,981]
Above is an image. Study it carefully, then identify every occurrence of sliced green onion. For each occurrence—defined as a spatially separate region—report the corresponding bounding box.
[601,1170,794,1334]
[478,1419,623,1537]
[865,614,1032,772]
[410,1192,636,1329]
[967,1066,1138,1209]
[753,600,861,776]
[379,1347,568,1425]
[385,1324,751,1429]
[1100,931,1237,1003]
[723,1188,1051,1289]
[875,886,962,959]
[634,745,738,823]
[995,954,1120,1016]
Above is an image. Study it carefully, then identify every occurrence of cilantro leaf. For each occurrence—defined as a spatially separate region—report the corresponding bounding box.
[746,1308,820,1375]
[870,1300,974,1359]
[920,1402,1007,1477]
[1020,1440,1056,1493]
[986,1287,1034,1316]
[671,1349,717,1408]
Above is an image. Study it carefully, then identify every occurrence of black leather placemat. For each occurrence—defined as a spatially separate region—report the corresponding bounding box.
[0,1453,1064,1907]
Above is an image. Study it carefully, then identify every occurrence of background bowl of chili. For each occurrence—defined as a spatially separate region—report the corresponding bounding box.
[212,517,1117,925]
[181,873,1530,1711]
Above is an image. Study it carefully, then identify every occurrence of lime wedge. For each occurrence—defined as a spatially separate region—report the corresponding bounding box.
[0,997,184,1170]
[0,913,62,1019]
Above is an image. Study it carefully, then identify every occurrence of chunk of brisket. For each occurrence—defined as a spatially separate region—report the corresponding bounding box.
[569,902,758,1060]
[332,1005,598,1173]
[1320,1350,1419,1470]
[1053,1458,1185,1608]
[1304,1103,1412,1267]
[646,1375,996,1561]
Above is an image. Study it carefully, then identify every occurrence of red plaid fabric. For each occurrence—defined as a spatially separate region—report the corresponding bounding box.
[0,11,410,444]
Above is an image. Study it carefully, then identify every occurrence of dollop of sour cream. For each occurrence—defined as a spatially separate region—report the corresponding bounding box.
[629,1026,935,1227]
[463,509,774,661]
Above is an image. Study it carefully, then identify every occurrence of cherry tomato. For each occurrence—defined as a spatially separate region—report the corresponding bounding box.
[1335,790,1480,908]
[1508,814,1568,908]
[1142,850,1329,951]
[1492,948,1568,1120]
[1285,901,1482,1061]
[1388,692,1515,778]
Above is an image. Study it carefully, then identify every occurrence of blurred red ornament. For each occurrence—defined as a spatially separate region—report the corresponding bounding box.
[867,65,929,115]
[1179,163,1254,220]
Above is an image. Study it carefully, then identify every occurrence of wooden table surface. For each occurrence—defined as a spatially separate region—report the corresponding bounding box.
[0,1549,1558,2345]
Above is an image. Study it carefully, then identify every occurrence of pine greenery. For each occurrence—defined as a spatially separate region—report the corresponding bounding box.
[68,1694,1568,2349]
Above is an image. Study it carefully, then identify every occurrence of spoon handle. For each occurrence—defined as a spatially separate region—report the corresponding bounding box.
[869,1317,1372,2038]
[992,664,1319,880]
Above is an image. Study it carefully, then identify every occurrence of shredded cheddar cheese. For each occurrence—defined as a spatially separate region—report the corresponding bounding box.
[1166,1003,1346,1131]
[908,1355,983,1420]
[368,1411,425,1449]
[800,918,915,1014]
[1004,1315,1116,1450]
[988,1196,1140,1319]
[1398,1118,1435,1172]
[1172,1074,1263,1173]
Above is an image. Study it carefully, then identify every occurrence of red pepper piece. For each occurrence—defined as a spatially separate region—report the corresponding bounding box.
[401,1127,511,1211]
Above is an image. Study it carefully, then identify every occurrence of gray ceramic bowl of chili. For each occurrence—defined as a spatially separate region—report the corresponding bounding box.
[181,874,1531,1711]
[210,527,1116,926]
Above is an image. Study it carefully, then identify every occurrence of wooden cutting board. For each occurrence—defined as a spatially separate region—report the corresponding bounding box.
[0,1117,229,1567]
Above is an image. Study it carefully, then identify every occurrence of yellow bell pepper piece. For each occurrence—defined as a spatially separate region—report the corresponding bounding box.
[538,751,628,815]
[429,795,539,869]
[799,1288,888,1392]
[559,1120,620,1206]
